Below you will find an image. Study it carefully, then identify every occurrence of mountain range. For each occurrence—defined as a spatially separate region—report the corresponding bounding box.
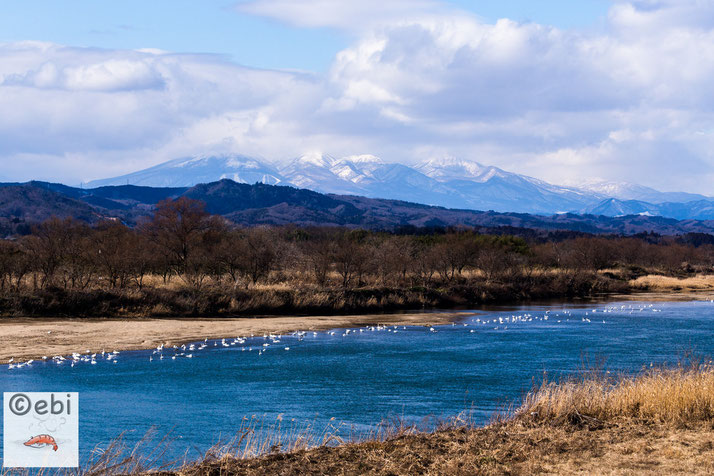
[86,154,714,219]
[2,179,714,238]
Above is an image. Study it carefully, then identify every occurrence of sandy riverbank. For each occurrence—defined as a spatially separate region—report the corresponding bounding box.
[3,278,713,364]
[0,312,472,363]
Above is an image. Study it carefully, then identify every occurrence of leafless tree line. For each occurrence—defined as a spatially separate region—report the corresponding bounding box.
[1,197,713,292]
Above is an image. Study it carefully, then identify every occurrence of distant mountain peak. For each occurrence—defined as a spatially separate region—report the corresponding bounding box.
[86,154,283,188]
[332,155,388,182]
[179,154,265,169]
[416,157,503,182]
[84,151,712,219]
[574,180,658,196]
[574,179,710,204]
[419,156,484,168]
[341,154,384,165]
[293,152,338,168]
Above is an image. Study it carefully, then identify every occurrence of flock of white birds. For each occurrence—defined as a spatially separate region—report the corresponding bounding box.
[4,302,708,371]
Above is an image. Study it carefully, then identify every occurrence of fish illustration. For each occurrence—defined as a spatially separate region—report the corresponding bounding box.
[23,434,58,451]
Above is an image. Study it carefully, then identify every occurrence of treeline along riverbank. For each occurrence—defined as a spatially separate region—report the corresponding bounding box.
[0,197,713,317]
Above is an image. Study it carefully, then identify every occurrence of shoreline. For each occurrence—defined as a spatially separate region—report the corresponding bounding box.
[2,288,713,364]
[0,311,472,363]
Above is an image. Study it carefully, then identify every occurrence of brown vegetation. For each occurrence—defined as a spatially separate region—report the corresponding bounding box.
[165,363,714,475]
[167,422,714,475]
[1,197,713,317]
[630,274,714,292]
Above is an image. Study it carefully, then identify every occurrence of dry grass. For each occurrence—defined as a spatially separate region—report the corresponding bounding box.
[630,274,714,292]
[520,362,714,426]
[0,428,183,476]
[198,414,354,460]
[171,421,714,475]
[623,274,714,301]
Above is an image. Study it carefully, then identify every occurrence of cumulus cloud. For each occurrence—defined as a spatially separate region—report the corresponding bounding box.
[314,0,714,191]
[0,43,166,91]
[4,59,165,91]
[0,42,327,182]
[1,0,714,192]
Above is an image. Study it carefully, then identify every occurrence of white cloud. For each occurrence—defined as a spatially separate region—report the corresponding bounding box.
[0,43,317,166]
[313,0,714,191]
[5,59,165,91]
[235,0,446,31]
[609,0,714,33]
[1,1,714,192]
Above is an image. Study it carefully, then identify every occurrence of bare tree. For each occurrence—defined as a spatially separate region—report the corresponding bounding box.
[333,233,370,288]
[301,238,334,286]
[91,221,135,288]
[22,218,78,288]
[139,197,225,287]
[0,240,29,291]
[240,227,278,286]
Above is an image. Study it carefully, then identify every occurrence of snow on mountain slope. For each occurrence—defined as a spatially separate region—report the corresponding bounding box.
[277,154,458,206]
[278,153,363,195]
[329,155,386,185]
[416,157,594,196]
[583,198,714,220]
[584,198,659,217]
[415,157,499,182]
[86,155,284,188]
[414,157,604,213]
[575,180,710,204]
[86,153,710,217]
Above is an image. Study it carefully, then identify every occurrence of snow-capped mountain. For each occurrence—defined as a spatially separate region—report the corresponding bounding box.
[574,180,709,204]
[584,198,659,217]
[415,157,503,182]
[413,157,601,213]
[86,155,284,188]
[583,198,714,220]
[278,153,352,194]
[85,153,711,217]
[275,153,458,206]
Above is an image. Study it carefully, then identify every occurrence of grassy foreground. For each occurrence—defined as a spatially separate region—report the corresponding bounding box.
[5,364,714,475]
[165,363,714,476]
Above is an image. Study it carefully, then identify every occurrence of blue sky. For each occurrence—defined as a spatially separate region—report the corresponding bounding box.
[0,0,713,193]
[0,0,610,71]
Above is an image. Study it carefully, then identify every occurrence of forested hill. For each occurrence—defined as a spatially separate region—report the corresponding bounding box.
[1,179,714,237]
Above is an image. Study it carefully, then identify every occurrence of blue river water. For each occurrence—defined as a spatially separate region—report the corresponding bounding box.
[1,299,714,465]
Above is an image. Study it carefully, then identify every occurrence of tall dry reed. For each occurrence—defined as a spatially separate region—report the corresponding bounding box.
[519,361,714,425]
